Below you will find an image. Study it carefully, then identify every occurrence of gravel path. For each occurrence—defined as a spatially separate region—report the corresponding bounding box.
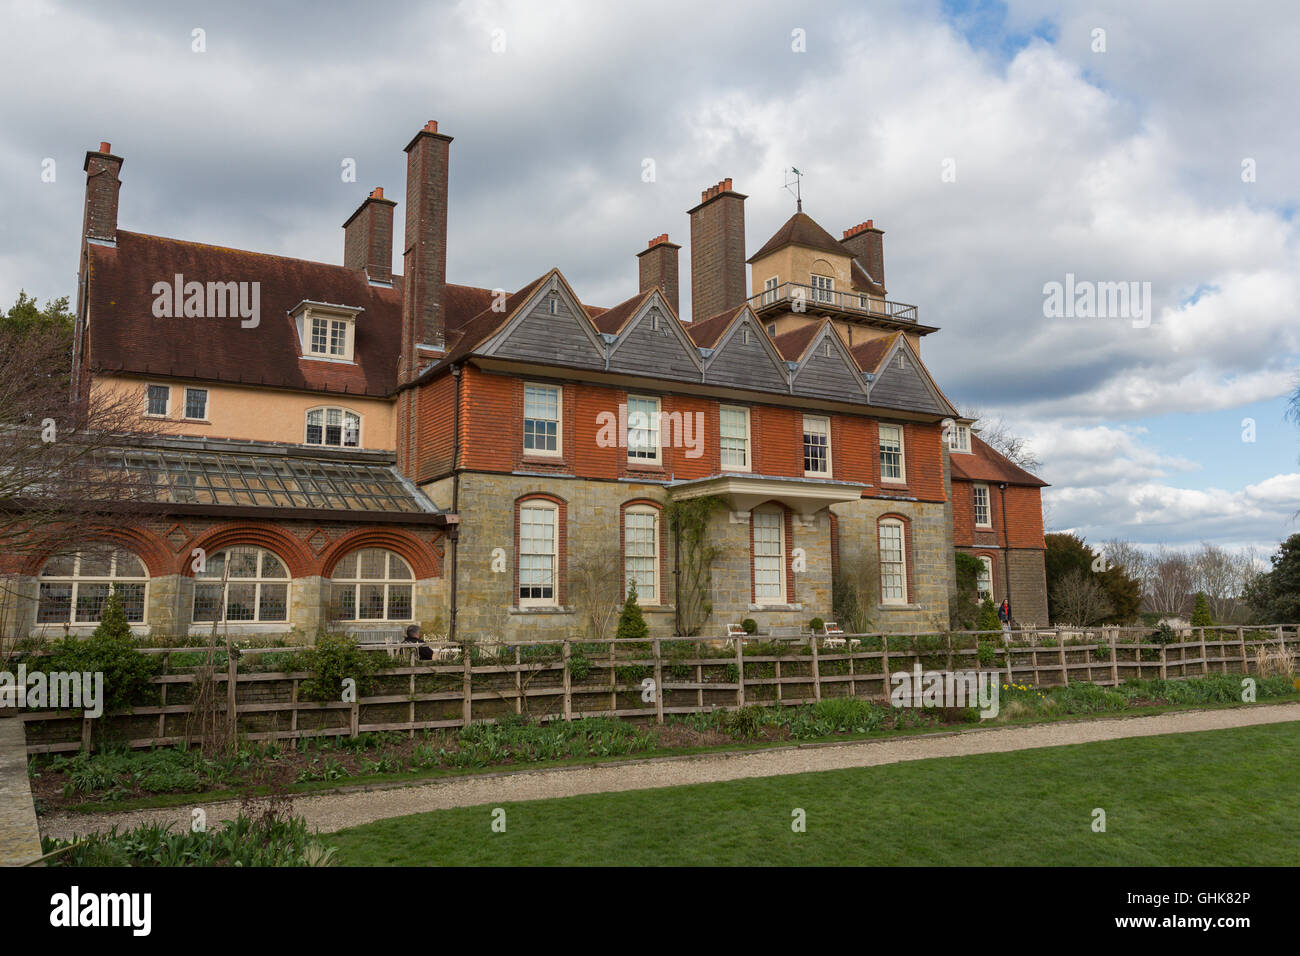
[40,702,1300,841]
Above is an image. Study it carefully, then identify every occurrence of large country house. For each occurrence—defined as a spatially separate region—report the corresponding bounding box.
[4,121,1049,643]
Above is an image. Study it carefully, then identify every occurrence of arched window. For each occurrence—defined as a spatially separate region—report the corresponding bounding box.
[305,407,361,447]
[976,555,994,603]
[193,547,289,623]
[752,507,786,605]
[331,548,414,621]
[623,506,659,603]
[37,549,148,624]
[518,500,559,606]
[878,518,908,606]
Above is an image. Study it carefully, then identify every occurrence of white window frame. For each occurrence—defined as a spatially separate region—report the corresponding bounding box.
[879,423,906,483]
[303,311,355,361]
[763,275,779,306]
[145,383,170,418]
[810,273,834,304]
[192,547,291,624]
[878,519,907,606]
[803,415,831,477]
[623,506,660,605]
[183,387,209,421]
[752,508,786,606]
[523,383,562,457]
[36,549,149,625]
[518,502,559,607]
[948,424,971,453]
[330,548,415,623]
[719,405,751,472]
[626,394,661,465]
[305,406,362,447]
[973,483,992,528]
[976,555,994,603]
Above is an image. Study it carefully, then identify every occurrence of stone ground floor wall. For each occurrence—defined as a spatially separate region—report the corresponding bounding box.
[432,472,955,642]
[830,498,951,633]
[954,546,1049,627]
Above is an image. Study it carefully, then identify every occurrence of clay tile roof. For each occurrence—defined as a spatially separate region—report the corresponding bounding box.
[87,232,407,397]
[684,305,746,348]
[770,321,824,362]
[848,332,899,375]
[747,211,847,264]
[950,434,1048,487]
[591,290,653,335]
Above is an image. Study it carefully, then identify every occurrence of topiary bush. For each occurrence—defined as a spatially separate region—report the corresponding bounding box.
[615,583,649,642]
[741,618,758,635]
[977,598,1001,632]
[809,617,825,633]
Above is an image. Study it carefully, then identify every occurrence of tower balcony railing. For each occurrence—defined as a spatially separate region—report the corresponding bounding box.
[746,281,919,322]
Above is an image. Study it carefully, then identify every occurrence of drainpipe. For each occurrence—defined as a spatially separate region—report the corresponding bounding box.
[448,364,462,644]
[999,482,1011,621]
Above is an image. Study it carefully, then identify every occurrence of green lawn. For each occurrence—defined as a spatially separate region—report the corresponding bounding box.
[329,723,1300,865]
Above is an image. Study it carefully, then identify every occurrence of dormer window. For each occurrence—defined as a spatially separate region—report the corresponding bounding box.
[289,301,363,363]
[949,424,972,454]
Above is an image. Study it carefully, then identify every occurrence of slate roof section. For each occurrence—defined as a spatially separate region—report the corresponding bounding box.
[747,212,848,263]
[949,434,1048,488]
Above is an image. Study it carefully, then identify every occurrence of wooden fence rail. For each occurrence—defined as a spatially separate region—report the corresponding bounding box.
[11,625,1299,755]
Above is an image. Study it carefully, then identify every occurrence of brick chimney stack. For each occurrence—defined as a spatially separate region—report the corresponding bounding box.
[401,120,453,382]
[687,178,747,323]
[343,186,397,284]
[82,141,123,244]
[840,219,886,291]
[636,233,681,318]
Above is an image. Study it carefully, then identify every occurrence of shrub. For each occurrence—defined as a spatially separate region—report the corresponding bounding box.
[297,633,386,702]
[615,583,649,642]
[741,619,758,635]
[45,590,159,714]
[977,640,997,667]
[808,617,825,633]
[977,598,1001,632]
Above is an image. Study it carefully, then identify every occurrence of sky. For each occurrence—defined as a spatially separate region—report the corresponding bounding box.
[0,0,1296,555]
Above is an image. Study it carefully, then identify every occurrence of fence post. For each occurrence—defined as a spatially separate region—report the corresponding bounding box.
[810,634,822,702]
[1237,626,1247,675]
[1004,635,1014,685]
[653,639,664,725]
[881,635,891,694]
[562,640,572,721]
[734,638,745,708]
[1109,634,1119,687]
[227,650,238,740]
[1159,642,1167,680]
[609,640,617,714]
[515,645,523,716]
[1058,635,1068,686]
[462,642,473,727]
[1199,627,1208,676]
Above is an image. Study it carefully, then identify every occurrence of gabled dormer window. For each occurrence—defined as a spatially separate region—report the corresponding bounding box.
[290,301,363,363]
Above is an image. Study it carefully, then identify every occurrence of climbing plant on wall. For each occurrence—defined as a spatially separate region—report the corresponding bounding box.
[665,494,727,636]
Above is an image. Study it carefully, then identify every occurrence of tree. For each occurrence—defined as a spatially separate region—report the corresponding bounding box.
[569,543,623,641]
[1051,568,1114,626]
[615,581,649,642]
[1045,533,1141,624]
[1190,542,1254,624]
[960,406,1041,471]
[1190,592,1213,627]
[1243,533,1300,624]
[1144,546,1196,618]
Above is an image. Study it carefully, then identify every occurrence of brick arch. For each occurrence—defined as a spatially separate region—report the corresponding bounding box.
[973,550,1000,603]
[514,492,568,606]
[20,526,174,577]
[183,524,315,578]
[320,527,444,580]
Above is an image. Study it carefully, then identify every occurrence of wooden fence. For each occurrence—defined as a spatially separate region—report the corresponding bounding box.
[12,624,1300,754]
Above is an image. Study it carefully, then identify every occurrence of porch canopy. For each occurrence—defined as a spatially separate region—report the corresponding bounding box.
[666,473,867,519]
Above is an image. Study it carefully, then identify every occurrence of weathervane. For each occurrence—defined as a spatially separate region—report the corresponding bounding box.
[784,167,803,212]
